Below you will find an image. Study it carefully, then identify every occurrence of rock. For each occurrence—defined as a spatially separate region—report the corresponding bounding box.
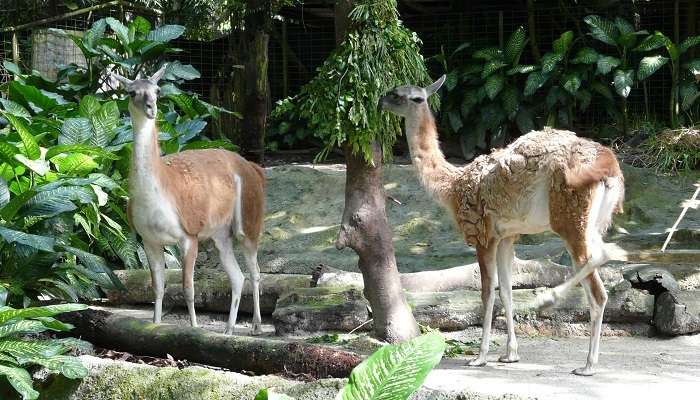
[623,264,680,294]
[105,269,311,315]
[655,290,700,335]
[272,286,370,334]
[272,285,654,333]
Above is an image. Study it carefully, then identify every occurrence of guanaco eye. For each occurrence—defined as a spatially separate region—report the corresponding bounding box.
[410,97,425,103]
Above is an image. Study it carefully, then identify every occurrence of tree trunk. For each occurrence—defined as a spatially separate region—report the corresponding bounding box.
[59,308,363,379]
[335,144,420,343]
[526,0,541,61]
[241,3,270,164]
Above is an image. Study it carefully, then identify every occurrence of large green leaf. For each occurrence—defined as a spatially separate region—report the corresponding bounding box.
[553,31,574,54]
[0,364,39,400]
[680,35,700,54]
[105,17,130,47]
[8,81,58,113]
[506,65,537,75]
[504,26,527,64]
[613,69,634,98]
[614,17,635,35]
[146,25,186,42]
[562,73,582,95]
[472,47,502,61]
[590,80,614,100]
[0,142,19,164]
[541,52,564,73]
[89,101,119,147]
[635,32,669,52]
[596,56,621,75]
[164,61,201,81]
[62,246,125,290]
[481,60,507,78]
[52,153,99,176]
[447,111,463,133]
[2,113,40,160]
[0,320,47,338]
[23,186,94,217]
[0,178,9,209]
[524,71,549,96]
[484,74,504,99]
[0,338,64,359]
[0,304,87,325]
[0,190,36,221]
[501,85,519,117]
[680,82,700,110]
[571,47,599,64]
[638,55,669,80]
[130,16,152,36]
[59,118,93,145]
[340,332,445,400]
[0,226,54,252]
[584,15,618,46]
[20,355,88,379]
[79,96,101,118]
[0,99,31,120]
[2,60,22,76]
[45,144,120,161]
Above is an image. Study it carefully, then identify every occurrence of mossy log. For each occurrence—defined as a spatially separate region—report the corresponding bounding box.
[655,290,700,335]
[273,283,654,333]
[314,258,623,292]
[105,270,311,315]
[59,308,362,378]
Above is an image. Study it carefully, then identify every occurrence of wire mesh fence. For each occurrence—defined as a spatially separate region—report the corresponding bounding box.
[0,0,697,131]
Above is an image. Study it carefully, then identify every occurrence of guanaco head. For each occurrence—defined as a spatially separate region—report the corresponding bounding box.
[112,66,166,120]
[379,75,446,118]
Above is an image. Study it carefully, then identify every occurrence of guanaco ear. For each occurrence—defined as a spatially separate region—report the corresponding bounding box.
[149,64,168,83]
[112,72,133,87]
[425,75,446,96]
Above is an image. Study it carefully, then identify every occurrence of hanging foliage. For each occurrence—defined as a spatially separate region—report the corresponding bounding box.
[272,0,434,163]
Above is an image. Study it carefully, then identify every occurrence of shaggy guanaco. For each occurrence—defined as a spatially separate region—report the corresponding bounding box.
[380,75,624,376]
[113,67,266,335]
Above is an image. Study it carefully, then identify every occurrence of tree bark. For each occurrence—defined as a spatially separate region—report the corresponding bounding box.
[59,308,363,379]
[335,144,420,343]
[526,0,541,61]
[241,2,270,164]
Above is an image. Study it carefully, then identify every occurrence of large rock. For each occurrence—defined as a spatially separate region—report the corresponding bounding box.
[655,290,700,335]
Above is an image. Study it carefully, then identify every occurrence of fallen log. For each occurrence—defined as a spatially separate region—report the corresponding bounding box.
[59,307,363,379]
[655,290,700,335]
[273,282,654,333]
[314,257,623,292]
[105,269,312,315]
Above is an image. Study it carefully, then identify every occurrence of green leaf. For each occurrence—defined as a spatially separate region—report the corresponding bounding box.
[24,186,94,217]
[8,81,57,113]
[146,25,185,42]
[105,17,130,47]
[2,113,40,160]
[562,73,582,95]
[0,304,87,325]
[635,32,670,52]
[340,332,445,400]
[501,85,519,117]
[0,364,39,400]
[596,56,621,75]
[541,52,564,73]
[2,60,22,76]
[584,15,618,46]
[45,144,120,161]
[481,60,507,78]
[0,339,64,359]
[504,26,527,64]
[59,118,93,145]
[79,96,101,118]
[638,55,669,80]
[506,65,537,75]
[680,35,700,54]
[0,320,47,338]
[130,16,152,36]
[613,69,634,98]
[0,142,19,164]
[62,246,124,290]
[164,62,201,81]
[571,48,599,64]
[680,82,700,110]
[0,98,31,119]
[472,47,502,61]
[20,355,88,379]
[0,226,55,252]
[590,80,614,100]
[0,178,9,209]
[614,17,635,35]
[524,71,549,96]
[447,111,463,133]
[443,71,458,91]
[576,89,593,111]
[90,101,119,147]
[0,190,36,221]
[484,74,504,99]
[553,31,574,54]
[52,153,99,175]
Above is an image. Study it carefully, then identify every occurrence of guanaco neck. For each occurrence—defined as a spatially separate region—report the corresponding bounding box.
[128,109,164,195]
[404,106,461,203]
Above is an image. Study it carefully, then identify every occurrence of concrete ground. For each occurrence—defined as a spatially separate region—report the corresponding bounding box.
[97,305,700,400]
[427,332,700,399]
